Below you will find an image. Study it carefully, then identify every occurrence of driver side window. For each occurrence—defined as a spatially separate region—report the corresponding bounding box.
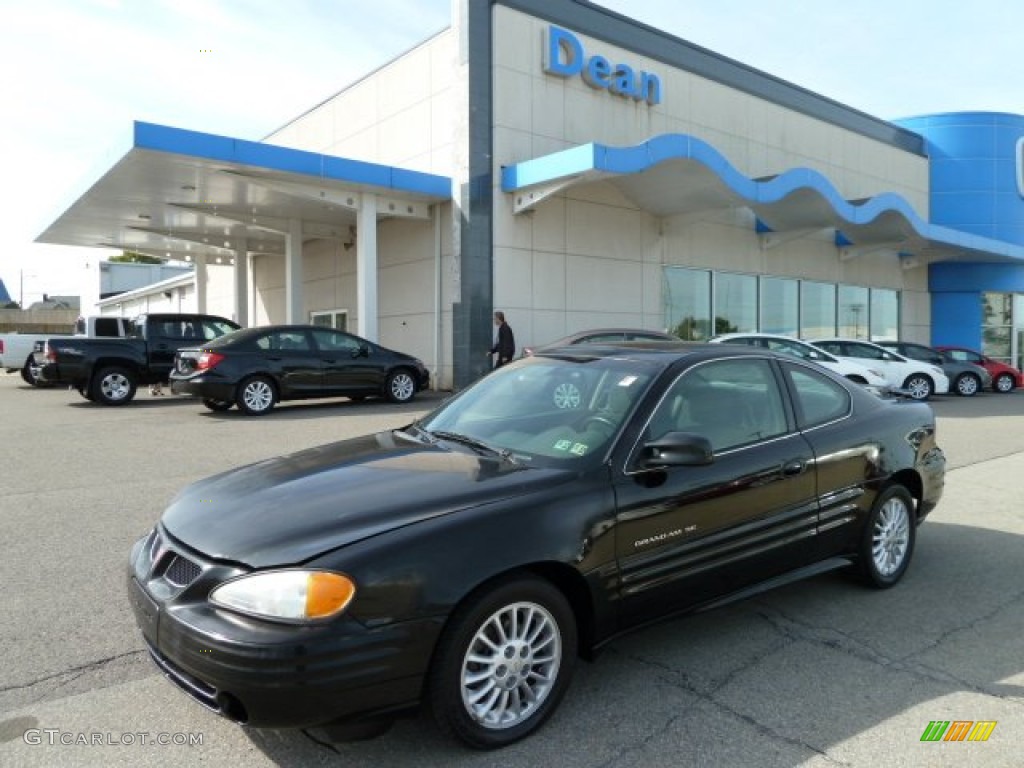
[646,359,788,452]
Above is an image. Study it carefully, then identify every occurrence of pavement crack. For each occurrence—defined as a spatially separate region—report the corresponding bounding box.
[754,594,1024,706]
[300,728,341,754]
[610,642,851,766]
[0,650,147,694]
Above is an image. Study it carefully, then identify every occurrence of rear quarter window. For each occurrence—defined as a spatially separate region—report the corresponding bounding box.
[783,364,851,428]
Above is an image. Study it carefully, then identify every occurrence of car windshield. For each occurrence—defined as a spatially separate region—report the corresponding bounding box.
[415,355,658,468]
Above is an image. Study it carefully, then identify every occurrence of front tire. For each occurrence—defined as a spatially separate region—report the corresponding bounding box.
[954,373,980,397]
[90,366,137,406]
[202,398,233,412]
[235,376,276,415]
[428,577,577,749]
[857,485,916,588]
[385,370,417,403]
[902,373,933,401]
[994,373,1015,393]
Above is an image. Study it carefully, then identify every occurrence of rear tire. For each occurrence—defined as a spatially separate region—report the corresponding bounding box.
[994,373,1015,393]
[856,485,915,589]
[954,373,980,397]
[21,358,50,387]
[202,398,233,412]
[235,376,276,415]
[428,576,576,749]
[91,366,137,406]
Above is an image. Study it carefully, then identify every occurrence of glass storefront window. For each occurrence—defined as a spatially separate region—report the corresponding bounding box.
[838,285,869,339]
[982,292,1013,363]
[800,282,836,338]
[869,288,899,341]
[664,268,711,340]
[714,273,757,334]
[760,277,798,334]
[665,270,902,343]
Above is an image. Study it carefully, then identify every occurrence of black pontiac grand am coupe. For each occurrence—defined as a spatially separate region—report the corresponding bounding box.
[128,342,945,749]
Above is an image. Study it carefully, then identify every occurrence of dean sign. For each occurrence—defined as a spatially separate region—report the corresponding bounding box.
[544,26,662,106]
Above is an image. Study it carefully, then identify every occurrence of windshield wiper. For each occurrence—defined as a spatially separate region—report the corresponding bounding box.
[394,423,437,445]
[427,430,519,464]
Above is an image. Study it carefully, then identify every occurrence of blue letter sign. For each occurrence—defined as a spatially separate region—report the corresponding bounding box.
[543,26,662,106]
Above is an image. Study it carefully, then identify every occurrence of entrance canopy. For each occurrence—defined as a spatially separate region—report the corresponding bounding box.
[502,133,1024,266]
[37,121,451,263]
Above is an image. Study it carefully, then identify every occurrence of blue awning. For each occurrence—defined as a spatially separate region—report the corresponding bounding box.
[37,121,451,261]
[502,133,1024,264]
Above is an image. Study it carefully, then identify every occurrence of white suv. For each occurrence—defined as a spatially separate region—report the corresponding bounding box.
[809,338,949,400]
[710,333,888,388]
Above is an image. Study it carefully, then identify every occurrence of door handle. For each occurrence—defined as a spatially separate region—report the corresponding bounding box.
[782,460,807,476]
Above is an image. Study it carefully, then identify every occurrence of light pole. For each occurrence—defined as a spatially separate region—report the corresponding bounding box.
[19,270,38,309]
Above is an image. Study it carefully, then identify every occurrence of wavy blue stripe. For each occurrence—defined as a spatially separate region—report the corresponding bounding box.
[501,133,1024,260]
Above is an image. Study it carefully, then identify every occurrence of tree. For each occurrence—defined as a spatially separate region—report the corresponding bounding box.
[108,251,164,264]
[671,316,738,340]
[2,300,20,309]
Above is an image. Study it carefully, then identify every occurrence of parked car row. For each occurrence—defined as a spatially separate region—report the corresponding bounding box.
[21,312,430,415]
[708,333,1014,400]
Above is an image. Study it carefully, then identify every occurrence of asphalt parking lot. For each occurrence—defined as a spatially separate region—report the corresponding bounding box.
[1,375,1022,767]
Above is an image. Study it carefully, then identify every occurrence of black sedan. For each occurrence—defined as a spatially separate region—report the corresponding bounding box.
[169,325,430,414]
[129,343,944,748]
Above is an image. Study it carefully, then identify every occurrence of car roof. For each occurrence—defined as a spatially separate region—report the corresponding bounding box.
[535,340,770,364]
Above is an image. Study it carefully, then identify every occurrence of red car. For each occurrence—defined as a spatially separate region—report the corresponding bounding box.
[935,346,1023,393]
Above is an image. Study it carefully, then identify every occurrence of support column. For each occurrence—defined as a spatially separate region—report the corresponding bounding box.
[194,255,208,314]
[357,193,379,342]
[233,238,248,326]
[285,218,303,324]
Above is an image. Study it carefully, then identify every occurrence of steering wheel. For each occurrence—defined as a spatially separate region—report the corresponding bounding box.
[580,413,616,432]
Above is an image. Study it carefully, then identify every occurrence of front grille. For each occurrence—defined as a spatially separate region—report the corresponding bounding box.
[164,555,202,588]
[141,528,204,594]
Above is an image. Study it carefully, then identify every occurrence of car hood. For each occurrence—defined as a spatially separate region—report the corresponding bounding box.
[161,431,574,568]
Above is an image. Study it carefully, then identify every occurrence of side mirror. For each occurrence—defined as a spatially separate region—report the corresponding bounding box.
[639,432,713,468]
[352,345,369,358]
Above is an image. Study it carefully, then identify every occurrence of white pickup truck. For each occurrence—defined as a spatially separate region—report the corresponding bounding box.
[1,316,131,386]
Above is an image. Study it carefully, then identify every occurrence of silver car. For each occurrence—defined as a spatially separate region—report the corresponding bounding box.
[877,341,992,397]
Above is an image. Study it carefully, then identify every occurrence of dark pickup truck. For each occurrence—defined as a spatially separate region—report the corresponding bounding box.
[37,313,240,405]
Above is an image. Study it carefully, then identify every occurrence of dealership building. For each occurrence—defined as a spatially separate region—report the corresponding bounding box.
[38,0,1024,388]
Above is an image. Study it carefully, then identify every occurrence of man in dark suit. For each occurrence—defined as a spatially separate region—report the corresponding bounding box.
[488,311,516,369]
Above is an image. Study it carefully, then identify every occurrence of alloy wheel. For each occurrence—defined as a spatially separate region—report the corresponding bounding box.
[242,380,274,412]
[460,601,562,730]
[101,373,132,401]
[390,372,415,402]
[871,496,911,577]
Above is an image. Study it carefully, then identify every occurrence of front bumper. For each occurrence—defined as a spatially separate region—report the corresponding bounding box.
[126,529,443,728]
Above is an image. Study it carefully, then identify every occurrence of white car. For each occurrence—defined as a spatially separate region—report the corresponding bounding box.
[810,338,949,400]
[710,333,889,388]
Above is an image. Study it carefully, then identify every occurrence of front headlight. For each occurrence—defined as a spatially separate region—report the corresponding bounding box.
[210,570,356,623]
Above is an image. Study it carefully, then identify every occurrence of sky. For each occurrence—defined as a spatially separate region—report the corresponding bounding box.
[1,0,1022,307]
